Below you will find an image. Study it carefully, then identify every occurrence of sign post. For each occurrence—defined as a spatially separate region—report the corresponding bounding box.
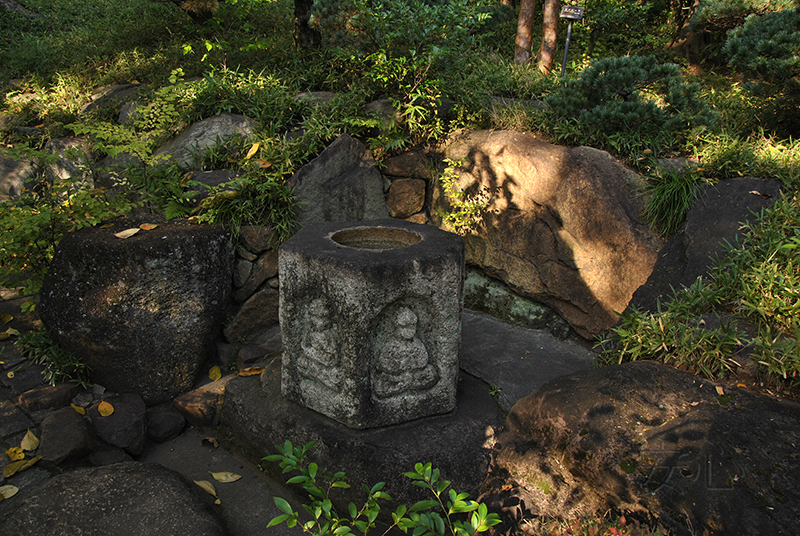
[559,5,585,78]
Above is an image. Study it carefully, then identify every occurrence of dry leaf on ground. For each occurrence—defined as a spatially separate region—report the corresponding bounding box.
[5,447,23,461]
[239,367,264,376]
[114,228,140,239]
[244,142,260,160]
[0,313,12,324]
[195,480,217,497]
[20,429,39,451]
[139,223,158,231]
[3,456,42,478]
[98,401,115,417]
[210,471,241,483]
[208,366,222,381]
[71,403,86,415]
[0,485,18,500]
[203,437,219,448]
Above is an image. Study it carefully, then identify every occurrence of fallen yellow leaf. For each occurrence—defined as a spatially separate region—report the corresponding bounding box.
[5,447,23,461]
[181,171,194,185]
[208,366,222,381]
[210,471,241,483]
[0,332,8,341]
[114,228,140,239]
[238,367,265,377]
[254,159,271,169]
[6,370,13,379]
[715,386,725,396]
[0,313,13,324]
[244,142,260,160]
[736,383,747,388]
[20,429,39,451]
[139,223,158,231]
[203,437,219,449]
[71,403,86,415]
[194,480,217,497]
[98,401,115,417]
[3,456,41,478]
[0,485,18,500]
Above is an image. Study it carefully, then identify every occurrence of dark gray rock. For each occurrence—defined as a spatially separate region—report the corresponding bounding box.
[232,249,278,303]
[146,409,186,443]
[630,177,783,313]
[0,398,34,438]
[90,447,133,466]
[80,84,141,116]
[221,356,502,517]
[89,393,147,455]
[43,137,93,188]
[287,133,390,227]
[40,215,233,404]
[18,383,81,412]
[484,361,800,536]
[223,287,279,344]
[0,462,227,536]
[38,407,92,467]
[0,153,35,199]
[238,225,277,254]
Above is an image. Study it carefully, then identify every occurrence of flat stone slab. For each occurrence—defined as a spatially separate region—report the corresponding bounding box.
[460,310,595,411]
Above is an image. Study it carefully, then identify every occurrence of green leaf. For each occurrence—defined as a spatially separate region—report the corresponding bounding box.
[334,526,352,535]
[287,475,307,484]
[267,514,290,527]
[274,496,293,515]
[409,500,438,512]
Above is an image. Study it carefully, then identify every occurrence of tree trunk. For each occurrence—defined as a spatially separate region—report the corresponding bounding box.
[514,0,537,64]
[537,0,560,74]
[294,0,321,49]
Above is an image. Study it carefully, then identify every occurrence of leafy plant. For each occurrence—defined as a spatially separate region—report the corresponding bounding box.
[264,440,501,536]
[641,165,706,236]
[436,159,491,237]
[543,55,717,164]
[0,145,138,311]
[16,327,91,387]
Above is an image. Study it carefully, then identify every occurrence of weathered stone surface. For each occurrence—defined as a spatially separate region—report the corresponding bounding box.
[238,225,277,254]
[0,153,35,199]
[40,215,233,404]
[173,376,232,426]
[38,407,92,467]
[223,287,279,344]
[388,178,426,219]
[232,249,278,302]
[222,357,502,516]
[93,151,144,190]
[434,130,661,338]
[146,409,186,443]
[43,137,93,187]
[463,267,570,338]
[484,362,800,536]
[233,258,252,288]
[80,84,141,116]
[155,112,257,168]
[630,177,783,313]
[288,134,390,227]
[383,151,434,179]
[0,398,34,437]
[280,220,464,429]
[294,91,336,107]
[18,383,80,412]
[0,462,227,536]
[89,393,147,455]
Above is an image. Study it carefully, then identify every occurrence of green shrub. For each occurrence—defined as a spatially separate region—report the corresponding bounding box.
[0,145,138,311]
[544,55,717,163]
[723,7,800,137]
[16,327,91,387]
[264,441,501,536]
[641,165,705,237]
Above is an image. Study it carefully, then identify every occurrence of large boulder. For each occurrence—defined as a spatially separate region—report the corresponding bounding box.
[154,113,257,168]
[483,362,800,535]
[288,134,390,228]
[629,177,783,313]
[40,216,233,405]
[0,462,227,535]
[434,130,661,338]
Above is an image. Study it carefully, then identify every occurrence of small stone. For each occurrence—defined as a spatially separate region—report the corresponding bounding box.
[388,178,426,219]
[18,383,81,411]
[236,244,257,262]
[238,344,268,365]
[233,249,279,302]
[216,340,237,371]
[173,389,219,427]
[146,410,186,443]
[233,259,253,288]
[0,398,34,437]
[405,213,428,224]
[224,287,280,344]
[267,277,279,289]
[383,151,433,179]
[90,447,133,466]
[239,226,276,254]
[38,407,92,467]
[89,393,147,455]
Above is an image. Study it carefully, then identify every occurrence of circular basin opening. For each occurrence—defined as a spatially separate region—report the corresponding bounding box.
[331,227,422,250]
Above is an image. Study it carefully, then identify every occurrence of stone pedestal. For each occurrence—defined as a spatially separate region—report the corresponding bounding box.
[279,220,465,429]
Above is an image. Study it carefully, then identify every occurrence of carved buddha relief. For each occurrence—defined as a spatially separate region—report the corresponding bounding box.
[297,298,342,391]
